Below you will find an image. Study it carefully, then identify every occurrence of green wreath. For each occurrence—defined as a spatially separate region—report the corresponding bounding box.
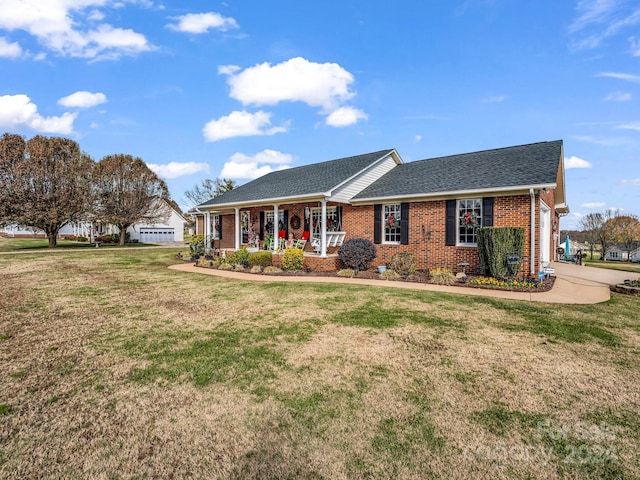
[290,214,301,230]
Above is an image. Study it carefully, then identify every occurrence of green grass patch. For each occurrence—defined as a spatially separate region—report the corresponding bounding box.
[0,404,10,415]
[471,403,546,436]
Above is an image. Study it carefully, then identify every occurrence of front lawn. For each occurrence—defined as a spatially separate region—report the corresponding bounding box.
[0,249,638,479]
[0,237,155,252]
[584,259,640,275]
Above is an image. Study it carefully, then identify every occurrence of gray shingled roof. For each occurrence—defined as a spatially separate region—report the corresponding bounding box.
[353,140,562,200]
[199,149,393,207]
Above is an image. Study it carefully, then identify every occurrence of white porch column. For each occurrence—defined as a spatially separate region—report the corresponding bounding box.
[272,204,279,253]
[204,212,211,253]
[320,200,327,257]
[234,208,240,251]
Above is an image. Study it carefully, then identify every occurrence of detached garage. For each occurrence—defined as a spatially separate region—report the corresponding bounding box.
[139,228,176,243]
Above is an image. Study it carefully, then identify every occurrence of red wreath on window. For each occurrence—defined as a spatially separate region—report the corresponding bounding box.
[388,213,395,227]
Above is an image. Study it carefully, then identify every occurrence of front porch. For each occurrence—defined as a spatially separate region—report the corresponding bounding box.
[201,200,348,259]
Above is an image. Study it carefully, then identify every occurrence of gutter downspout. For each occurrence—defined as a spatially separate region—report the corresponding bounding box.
[529,188,536,276]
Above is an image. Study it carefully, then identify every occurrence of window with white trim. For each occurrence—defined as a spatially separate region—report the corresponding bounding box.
[241,211,249,245]
[311,207,339,237]
[458,199,482,245]
[264,211,285,238]
[210,215,221,240]
[383,203,401,244]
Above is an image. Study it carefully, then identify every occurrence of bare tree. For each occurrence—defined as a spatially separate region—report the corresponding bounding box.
[183,178,236,207]
[596,210,616,260]
[0,134,94,247]
[93,154,172,246]
[579,212,605,259]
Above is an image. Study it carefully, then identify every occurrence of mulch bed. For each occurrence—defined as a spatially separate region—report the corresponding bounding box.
[190,260,556,293]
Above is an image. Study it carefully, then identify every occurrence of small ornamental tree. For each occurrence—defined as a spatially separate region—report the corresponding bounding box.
[477,227,525,278]
[338,237,377,271]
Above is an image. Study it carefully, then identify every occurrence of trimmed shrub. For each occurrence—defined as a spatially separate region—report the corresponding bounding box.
[248,251,273,268]
[337,269,355,278]
[77,236,88,242]
[250,265,263,273]
[389,252,417,275]
[430,268,456,285]
[190,234,205,254]
[218,263,234,271]
[282,248,304,270]
[338,237,377,271]
[477,227,525,278]
[227,247,250,267]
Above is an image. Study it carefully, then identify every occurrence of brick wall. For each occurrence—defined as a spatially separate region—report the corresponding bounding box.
[199,190,557,276]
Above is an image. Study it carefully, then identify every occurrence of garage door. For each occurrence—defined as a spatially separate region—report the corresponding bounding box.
[140,228,175,243]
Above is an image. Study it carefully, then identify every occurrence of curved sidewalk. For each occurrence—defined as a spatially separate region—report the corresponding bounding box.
[168,263,614,304]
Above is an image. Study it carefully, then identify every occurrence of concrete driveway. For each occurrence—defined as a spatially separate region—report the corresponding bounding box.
[551,261,638,286]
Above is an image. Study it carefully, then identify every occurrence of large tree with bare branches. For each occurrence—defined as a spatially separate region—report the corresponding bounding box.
[0,134,94,247]
[93,154,171,246]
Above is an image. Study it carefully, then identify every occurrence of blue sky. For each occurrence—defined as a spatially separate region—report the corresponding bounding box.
[1,0,639,229]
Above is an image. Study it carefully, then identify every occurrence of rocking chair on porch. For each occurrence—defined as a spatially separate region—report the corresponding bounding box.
[291,231,310,250]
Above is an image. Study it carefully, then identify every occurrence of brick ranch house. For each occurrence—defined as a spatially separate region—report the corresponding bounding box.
[193,140,569,275]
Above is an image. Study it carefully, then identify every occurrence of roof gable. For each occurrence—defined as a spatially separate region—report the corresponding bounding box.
[353,140,564,201]
[199,149,394,208]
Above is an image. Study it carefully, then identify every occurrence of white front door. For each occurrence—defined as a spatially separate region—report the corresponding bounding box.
[540,202,551,267]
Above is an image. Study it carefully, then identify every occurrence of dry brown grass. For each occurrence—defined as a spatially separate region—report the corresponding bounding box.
[0,248,638,479]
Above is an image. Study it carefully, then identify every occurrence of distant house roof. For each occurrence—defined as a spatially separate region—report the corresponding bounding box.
[199,149,395,209]
[352,140,564,202]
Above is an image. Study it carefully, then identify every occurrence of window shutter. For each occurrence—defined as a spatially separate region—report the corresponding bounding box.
[400,203,409,245]
[445,200,456,246]
[373,204,382,244]
[218,215,222,240]
[259,211,265,240]
[337,206,343,231]
[482,197,494,227]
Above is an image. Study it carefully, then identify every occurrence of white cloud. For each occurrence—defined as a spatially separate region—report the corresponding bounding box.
[147,161,209,179]
[603,91,632,101]
[202,110,288,142]
[620,178,640,186]
[220,149,294,180]
[564,155,592,169]
[616,121,640,131]
[569,1,640,49]
[221,57,357,111]
[596,72,640,83]
[0,0,153,60]
[58,91,107,108]
[0,36,21,57]
[167,12,238,33]
[0,94,76,134]
[325,106,368,127]
[217,64,241,75]
[414,135,423,143]
[482,95,505,103]
[580,202,606,208]
[630,36,640,56]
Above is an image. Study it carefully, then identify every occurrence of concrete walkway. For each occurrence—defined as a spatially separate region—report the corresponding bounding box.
[168,261,625,304]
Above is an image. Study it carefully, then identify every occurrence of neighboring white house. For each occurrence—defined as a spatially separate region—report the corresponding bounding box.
[1,200,186,243]
[630,248,640,263]
[604,245,629,261]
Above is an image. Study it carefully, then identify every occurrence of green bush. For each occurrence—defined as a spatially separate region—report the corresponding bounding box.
[477,227,525,278]
[430,268,456,285]
[248,251,273,268]
[227,247,250,267]
[389,252,416,275]
[190,234,205,254]
[338,237,377,271]
[282,248,304,270]
[77,236,88,242]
